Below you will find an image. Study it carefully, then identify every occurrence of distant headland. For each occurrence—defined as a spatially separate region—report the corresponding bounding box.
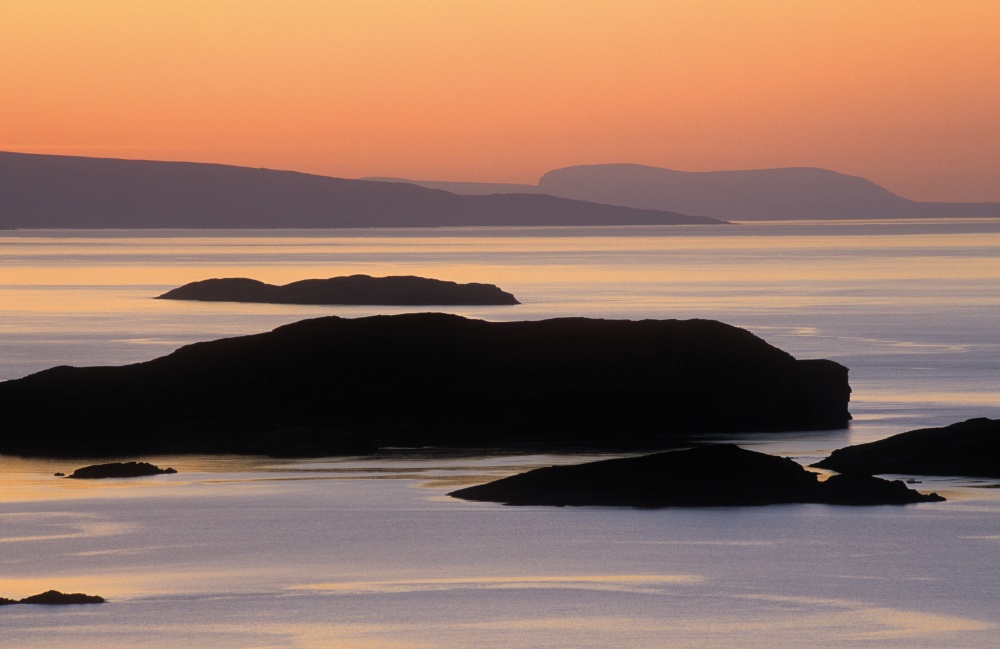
[0,151,721,229]
[157,275,520,306]
[0,314,850,457]
[371,164,1000,221]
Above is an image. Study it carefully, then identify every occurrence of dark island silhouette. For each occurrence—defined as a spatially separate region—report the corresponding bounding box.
[0,314,850,457]
[157,275,520,306]
[814,417,1000,478]
[0,151,721,229]
[449,444,944,507]
[372,164,1000,221]
[65,461,177,479]
[0,590,105,606]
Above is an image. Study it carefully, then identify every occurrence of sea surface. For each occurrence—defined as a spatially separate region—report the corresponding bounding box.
[2,220,999,647]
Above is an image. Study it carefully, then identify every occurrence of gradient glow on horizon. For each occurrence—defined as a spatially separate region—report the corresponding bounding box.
[3,1,998,202]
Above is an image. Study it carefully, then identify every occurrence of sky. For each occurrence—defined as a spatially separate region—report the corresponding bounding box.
[2,1,998,202]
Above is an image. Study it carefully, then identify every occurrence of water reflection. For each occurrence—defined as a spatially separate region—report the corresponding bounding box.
[1,222,1000,647]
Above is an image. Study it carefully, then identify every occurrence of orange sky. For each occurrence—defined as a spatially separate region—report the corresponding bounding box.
[3,1,998,202]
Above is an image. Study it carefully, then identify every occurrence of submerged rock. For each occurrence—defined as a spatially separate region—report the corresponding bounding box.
[157,275,520,306]
[66,461,177,479]
[449,444,944,507]
[0,314,851,457]
[12,590,105,605]
[814,417,1000,478]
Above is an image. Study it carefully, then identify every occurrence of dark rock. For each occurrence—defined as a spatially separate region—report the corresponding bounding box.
[0,314,851,457]
[814,417,1000,478]
[16,590,105,605]
[818,472,944,505]
[248,427,378,457]
[66,461,177,479]
[156,275,520,306]
[449,444,944,507]
[53,472,65,476]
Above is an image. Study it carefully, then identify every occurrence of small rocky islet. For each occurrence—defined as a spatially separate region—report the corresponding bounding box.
[449,444,945,507]
[156,275,520,306]
[62,461,177,479]
[0,590,105,606]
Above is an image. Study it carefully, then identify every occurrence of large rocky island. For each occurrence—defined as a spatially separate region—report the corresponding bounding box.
[449,444,944,507]
[0,314,850,457]
[157,275,519,306]
[814,417,1000,478]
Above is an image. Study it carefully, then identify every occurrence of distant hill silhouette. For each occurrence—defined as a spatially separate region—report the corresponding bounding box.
[373,164,1000,221]
[364,177,537,195]
[0,152,720,229]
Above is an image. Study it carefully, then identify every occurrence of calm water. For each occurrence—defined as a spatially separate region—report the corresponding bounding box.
[2,220,999,647]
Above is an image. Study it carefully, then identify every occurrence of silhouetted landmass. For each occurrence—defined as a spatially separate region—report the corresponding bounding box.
[0,314,850,458]
[66,461,177,479]
[157,275,520,306]
[0,151,721,228]
[814,417,1000,478]
[4,591,106,605]
[364,177,538,195]
[374,165,1000,220]
[449,444,944,507]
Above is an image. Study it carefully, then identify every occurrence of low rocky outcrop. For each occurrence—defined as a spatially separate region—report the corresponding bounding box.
[1,590,105,605]
[65,461,177,479]
[0,314,851,457]
[449,444,944,507]
[814,417,1000,478]
[157,275,520,306]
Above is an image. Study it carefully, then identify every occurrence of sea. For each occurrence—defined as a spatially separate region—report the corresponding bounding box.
[1,219,999,648]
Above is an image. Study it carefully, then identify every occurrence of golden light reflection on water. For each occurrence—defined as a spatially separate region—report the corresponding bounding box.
[0,454,280,502]
[0,569,249,601]
[228,599,996,649]
[4,225,1000,291]
[860,391,1000,406]
[293,574,703,595]
[0,514,132,545]
[736,594,995,638]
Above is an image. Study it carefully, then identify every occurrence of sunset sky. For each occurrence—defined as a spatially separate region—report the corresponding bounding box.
[3,1,998,202]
